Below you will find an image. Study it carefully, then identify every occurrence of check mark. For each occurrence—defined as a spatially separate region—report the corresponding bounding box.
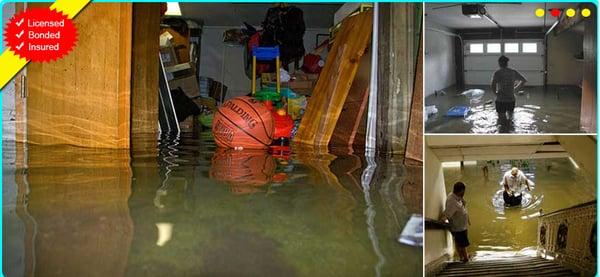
[15,18,24,27]
[15,42,24,50]
[16,30,24,39]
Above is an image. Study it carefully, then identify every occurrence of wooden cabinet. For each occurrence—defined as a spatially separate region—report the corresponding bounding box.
[19,3,160,148]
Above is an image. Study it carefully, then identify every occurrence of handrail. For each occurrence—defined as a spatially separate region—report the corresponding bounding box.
[424,218,451,230]
[539,200,596,218]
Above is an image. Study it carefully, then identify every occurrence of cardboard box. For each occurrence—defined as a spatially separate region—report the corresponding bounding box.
[160,46,178,67]
[294,72,320,81]
[288,79,316,95]
[179,115,196,132]
[165,63,194,80]
[193,97,217,112]
[169,75,200,99]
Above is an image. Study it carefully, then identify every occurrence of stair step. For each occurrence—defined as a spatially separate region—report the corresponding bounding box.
[437,268,577,277]
[436,256,579,277]
[442,262,564,274]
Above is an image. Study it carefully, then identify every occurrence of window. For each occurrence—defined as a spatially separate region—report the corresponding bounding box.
[469,43,484,53]
[504,43,519,53]
[522,43,538,53]
[487,43,501,53]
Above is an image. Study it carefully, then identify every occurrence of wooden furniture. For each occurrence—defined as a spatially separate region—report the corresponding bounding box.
[19,3,161,148]
[294,11,373,147]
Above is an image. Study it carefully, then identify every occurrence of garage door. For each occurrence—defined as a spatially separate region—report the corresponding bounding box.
[464,39,544,86]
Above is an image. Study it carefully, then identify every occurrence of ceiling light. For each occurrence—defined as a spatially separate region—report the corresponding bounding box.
[165,2,182,16]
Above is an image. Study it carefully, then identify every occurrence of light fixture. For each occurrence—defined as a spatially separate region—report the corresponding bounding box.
[462,4,486,19]
[165,2,182,16]
[568,157,579,169]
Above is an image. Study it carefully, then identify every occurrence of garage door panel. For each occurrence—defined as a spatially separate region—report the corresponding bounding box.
[464,39,544,86]
[464,56,502,71]
[465,70,543,86]
[465,56,543,71]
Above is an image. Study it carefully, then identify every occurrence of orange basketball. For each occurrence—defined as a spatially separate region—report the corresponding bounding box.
[209,148,276,194]
[212,96,274,149]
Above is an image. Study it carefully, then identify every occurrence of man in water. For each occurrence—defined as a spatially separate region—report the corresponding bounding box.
[441,182,470,263]
[491,56,527,122]
[502,167,532,207]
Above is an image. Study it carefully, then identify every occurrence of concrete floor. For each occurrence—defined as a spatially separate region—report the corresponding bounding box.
[425,85,583,134]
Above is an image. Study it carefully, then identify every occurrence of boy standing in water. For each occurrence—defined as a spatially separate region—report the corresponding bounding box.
[491,56,527,122]
[442,182,470,263]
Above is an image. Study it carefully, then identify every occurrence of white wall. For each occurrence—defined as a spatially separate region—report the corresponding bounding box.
[199,26,329,100]
[424,22,456,97]
[424,145,454,265]
[2,4,24,276]
[547,30,584,86]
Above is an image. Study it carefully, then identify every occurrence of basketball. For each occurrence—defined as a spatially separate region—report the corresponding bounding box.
[209,148,276,194]
[212,96,274,149]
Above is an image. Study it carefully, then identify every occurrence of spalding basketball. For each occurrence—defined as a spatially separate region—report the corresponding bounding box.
[212,96,274,149]
[209,148,276,194]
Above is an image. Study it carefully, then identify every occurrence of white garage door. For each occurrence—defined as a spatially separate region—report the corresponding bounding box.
[464,39,544,86]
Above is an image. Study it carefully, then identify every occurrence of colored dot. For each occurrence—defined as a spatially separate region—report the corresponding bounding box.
[566,8,576,17]
[582,8,591,17]
[535,8,545,17]
[550,8,561,17]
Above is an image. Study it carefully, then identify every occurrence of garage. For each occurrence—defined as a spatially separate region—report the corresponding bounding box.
[424,3,596,134]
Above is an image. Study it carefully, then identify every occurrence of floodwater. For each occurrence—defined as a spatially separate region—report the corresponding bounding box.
[443,158,595,256]
[425,86,582,134]
[3,134,422,277]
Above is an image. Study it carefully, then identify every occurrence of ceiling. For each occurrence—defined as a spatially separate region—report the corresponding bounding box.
[426,135,569,161]
[179,3,342,28]
[425,3,579,30]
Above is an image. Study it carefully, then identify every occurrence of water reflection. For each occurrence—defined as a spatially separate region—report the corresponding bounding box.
[444,158,595,255]
[3,134,422,277]
[425,86,582,133]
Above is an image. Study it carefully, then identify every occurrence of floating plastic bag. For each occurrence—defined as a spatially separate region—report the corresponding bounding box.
[461,89,485,104]
[398,214,423,247]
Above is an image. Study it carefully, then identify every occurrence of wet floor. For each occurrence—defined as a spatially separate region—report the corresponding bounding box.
[3,134,422,277]
[443,158,595,256]
[425,85,583,134]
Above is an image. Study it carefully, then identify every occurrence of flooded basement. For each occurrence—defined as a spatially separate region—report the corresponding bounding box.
[425,86,583,134]
[3,134,422,277]
[442,158,595,256]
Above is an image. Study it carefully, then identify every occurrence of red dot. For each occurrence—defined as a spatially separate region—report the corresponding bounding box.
[550,8,561,17]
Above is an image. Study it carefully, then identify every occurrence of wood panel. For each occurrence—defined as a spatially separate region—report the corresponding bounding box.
[376,4,416,155]
[580,4,596,133]
[26,3,132,148]
[405,28,423,162]
[329,48,371,150]
[294,11,373,146]
[131,3,160,135]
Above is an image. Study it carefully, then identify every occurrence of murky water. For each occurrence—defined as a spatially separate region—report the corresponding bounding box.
[443,158,595,255]
[3,134,422,277]
[425,86,583,133]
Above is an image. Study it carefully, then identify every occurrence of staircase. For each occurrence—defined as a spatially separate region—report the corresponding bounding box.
[436,255,580,277]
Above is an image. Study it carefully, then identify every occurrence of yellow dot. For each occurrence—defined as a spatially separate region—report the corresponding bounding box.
[582,8,591,17]
[566,8,576,17]
[535,8,545,17]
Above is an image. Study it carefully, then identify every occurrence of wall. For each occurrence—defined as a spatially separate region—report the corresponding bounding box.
[557,135,597,183]
[2,5,24,277]
[424,21,456,97]
[424,145,453,266]
[547,29,584,85]
[2,2,16,141]
[199,26,330,100]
